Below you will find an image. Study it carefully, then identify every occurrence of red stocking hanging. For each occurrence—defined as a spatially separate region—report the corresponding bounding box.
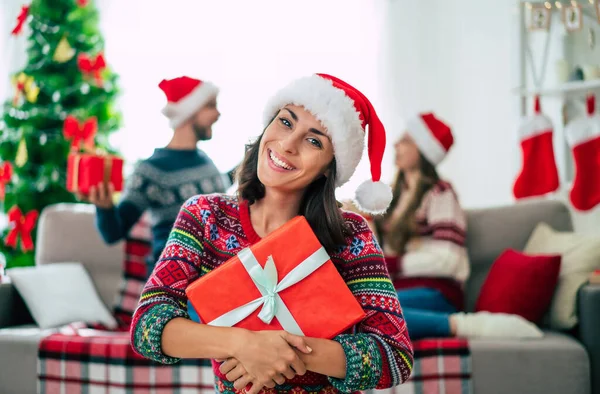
[513,96,560,199]
[565,95,600,211]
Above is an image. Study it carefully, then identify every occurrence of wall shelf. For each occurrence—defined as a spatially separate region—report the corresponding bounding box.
[514,79,600,97]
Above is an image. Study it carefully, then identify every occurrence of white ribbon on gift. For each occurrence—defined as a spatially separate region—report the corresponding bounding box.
[207,246,331,336]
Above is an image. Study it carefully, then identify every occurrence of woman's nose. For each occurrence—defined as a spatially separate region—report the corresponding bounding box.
[279,132,300,154]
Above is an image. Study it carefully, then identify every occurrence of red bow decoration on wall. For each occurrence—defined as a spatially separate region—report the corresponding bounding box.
[77,53,106,86]
[11,5,29,36]
[5,206,38,252]
[0,162,13,201]
[63,116,97,151]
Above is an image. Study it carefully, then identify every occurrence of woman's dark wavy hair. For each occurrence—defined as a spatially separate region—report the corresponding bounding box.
[235,121,347,253]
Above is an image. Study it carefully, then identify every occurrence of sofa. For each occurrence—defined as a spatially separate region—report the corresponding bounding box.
[0,199,598,394]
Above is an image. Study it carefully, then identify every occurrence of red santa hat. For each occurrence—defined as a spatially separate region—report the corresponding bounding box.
[405,112,454,165]
[159,76,219,129]
[262,73,392,214]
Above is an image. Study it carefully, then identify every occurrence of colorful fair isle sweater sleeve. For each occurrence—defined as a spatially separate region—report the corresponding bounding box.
[329,212,414,392]
[400,182,470,283]
[130,195,204,364]
[95,162,149,245]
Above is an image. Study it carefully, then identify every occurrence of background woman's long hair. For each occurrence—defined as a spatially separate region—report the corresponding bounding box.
[235,128,347,253]
[376,153,439,255]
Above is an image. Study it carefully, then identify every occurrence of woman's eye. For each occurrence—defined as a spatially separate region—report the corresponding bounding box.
[308,138,322,148]
[279,117,292,128]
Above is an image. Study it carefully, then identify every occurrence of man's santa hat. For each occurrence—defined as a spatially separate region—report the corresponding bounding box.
[405,112,454,165]
[159,76,219,129]
[263,73,392,214]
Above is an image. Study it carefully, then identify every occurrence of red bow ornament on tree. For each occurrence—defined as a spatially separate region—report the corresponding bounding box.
[0,162,13,201]
[63,116,97,151]
[77,52,106,87]
[11,5,29,36]
[5,206,38,252]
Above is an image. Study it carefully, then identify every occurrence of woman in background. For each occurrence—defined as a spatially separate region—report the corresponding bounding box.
[348,112,542,340]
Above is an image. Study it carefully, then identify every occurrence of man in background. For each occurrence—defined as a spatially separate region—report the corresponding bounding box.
[88,76,235,274]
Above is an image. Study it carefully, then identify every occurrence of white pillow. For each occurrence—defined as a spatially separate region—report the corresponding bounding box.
[7,262,117,329]
[524,223,600,330]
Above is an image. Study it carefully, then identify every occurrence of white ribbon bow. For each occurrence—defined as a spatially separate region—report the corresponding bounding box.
[207,246,331,336]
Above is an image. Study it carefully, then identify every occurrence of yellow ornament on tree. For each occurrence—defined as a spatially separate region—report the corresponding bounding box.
[15,138,28,168]
[53,36,75,63]
[12,73,39,106]
[24,77,39,103]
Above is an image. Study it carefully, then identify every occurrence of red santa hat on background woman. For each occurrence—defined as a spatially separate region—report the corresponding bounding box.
[405,112,454,165]
[262,73,392,214]
[159,76,219,129]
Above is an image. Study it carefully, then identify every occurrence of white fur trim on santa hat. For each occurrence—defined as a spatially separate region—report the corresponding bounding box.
[518,113,553,140]
[162,81,219,129]
[406,116,447,166]
[565,114,600,147]
[355,180,393,214]
[262,75,365,187]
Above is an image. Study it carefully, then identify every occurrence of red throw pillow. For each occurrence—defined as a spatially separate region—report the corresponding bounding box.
[475,249,561,323]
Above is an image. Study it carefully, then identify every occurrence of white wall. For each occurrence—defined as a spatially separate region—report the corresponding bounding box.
[379,0,522,210]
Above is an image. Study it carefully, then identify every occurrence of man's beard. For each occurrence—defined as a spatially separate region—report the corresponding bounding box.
[193,122,211,141]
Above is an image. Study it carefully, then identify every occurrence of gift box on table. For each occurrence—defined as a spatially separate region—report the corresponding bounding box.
[66,152,124,195]
[186,216,366,339]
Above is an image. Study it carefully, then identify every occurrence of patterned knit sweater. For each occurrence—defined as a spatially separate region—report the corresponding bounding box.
[96,148,232,268]
[131,194,414,393]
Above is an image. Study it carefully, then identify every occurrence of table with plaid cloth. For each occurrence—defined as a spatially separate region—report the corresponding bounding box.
[36,220,473,394]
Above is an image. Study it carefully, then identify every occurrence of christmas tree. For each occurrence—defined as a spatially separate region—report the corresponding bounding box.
[0,0,122,268]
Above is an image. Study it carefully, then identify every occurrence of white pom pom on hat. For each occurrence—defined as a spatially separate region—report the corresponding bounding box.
[263,73,392,214]
[355,180,393,215]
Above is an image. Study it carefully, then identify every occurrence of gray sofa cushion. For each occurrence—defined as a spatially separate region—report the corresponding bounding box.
[471,331,590,394]
[464,199,573,312]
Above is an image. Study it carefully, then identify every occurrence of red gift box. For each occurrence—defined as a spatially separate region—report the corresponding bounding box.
[66,152,124,195]
[186,216,366,339]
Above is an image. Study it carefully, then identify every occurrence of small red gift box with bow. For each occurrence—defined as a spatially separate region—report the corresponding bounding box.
[186,216,366,339]
[64,116,123,195]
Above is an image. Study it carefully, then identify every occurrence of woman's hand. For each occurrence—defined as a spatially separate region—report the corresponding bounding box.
[218,357,285,394]
[229,330,311,394]
[219,358,257,391]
